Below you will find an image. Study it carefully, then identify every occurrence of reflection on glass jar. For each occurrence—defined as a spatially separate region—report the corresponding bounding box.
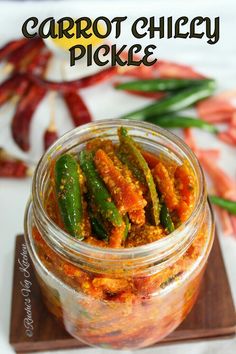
[24,120,214,349]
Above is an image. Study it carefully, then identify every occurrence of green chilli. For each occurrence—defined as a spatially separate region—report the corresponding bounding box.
[79,150,123,227]
[116,78,213,92]
[121,81,216,120]
[118,127,160,226]
[55,154,83,239]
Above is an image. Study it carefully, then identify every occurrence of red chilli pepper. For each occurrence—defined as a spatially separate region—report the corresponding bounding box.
[11,84,47,151]
[11,48,51,151]
[26,50,52,75]
[0,74,28,107]
[0,38,28,62]
[43,92,58,151]
[63,91,92,125]
[7,37,45,72]
[29,66,118,92]
[0,147,28,178]
[44,129,58,151]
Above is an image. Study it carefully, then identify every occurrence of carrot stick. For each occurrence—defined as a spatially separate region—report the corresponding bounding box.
[156,60,205,79]
[230,215,236,238]
[196,149,220,161]
[200,112,233,123]
[218,132,236,146]
[183,128,198,151]
[141,151,160,169]
[0,38,28,62]
[175,165,195,204]
[231,113,236,127]
[152,162,178,211]
[215,206,233,235]
[109,222,126,248]
[94,148,146,223]
[199,155,236,199]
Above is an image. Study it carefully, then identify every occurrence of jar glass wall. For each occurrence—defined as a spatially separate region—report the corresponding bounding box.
[24,120,214,349]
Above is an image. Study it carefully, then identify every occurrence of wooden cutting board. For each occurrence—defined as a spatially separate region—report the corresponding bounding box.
[9,234,236,353]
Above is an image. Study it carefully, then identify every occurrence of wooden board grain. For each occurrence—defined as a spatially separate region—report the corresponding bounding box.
[9,234,236,353]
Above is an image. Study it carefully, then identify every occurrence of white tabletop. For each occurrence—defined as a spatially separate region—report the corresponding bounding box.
[0,1,235,354]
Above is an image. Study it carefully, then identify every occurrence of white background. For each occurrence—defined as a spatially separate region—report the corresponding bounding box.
[0,1,235,354]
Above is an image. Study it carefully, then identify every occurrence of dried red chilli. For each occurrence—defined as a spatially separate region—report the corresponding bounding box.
[44,129,58,151]
[63,91,92,126]
[11,84,47,151]
[0,75,20,106]
[29,60,204,91]
[44,129,58,150]
[0,38,28,62]
[0,147,28,178]
[24,47,51,79]
[43,92,58,150]
[13,75,29,97]
[27,50,52,75]
[0,74,28,107]
[7,37,44,72]
[29,66,118,92]
[0,159,28,178]
[11,48,51,151]
[17,48,44,73]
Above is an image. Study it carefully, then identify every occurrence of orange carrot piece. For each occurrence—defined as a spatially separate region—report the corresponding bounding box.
[174,164,195,222]
[175,165,194,205]
[216,90,236,100]
[32,226,44,245]
[199,155,236,199]
[156,60,205,79]
[63,263,84,277]
[231,112,236,127]
[215,206,233,235]
[86,138,113,153]
[218,132,236,146]
[142,151,160,169]
[94,149,146,222]
[118,58,204,80]
[177,200,189,222]
[109,222,126,248]
[197,97,235,115]
[227,127,236,142]
[201,111,233,123]
[128,209,145,225]
[196,149,220,161]
[183,128,198,151]
[197,96,236,123]
[152,162,178,211]
[230,215,236,239]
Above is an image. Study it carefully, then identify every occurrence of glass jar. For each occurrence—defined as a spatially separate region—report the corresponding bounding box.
[24,120,214,350]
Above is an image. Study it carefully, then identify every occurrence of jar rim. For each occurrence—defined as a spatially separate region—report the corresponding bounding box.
[30,119,206,262]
